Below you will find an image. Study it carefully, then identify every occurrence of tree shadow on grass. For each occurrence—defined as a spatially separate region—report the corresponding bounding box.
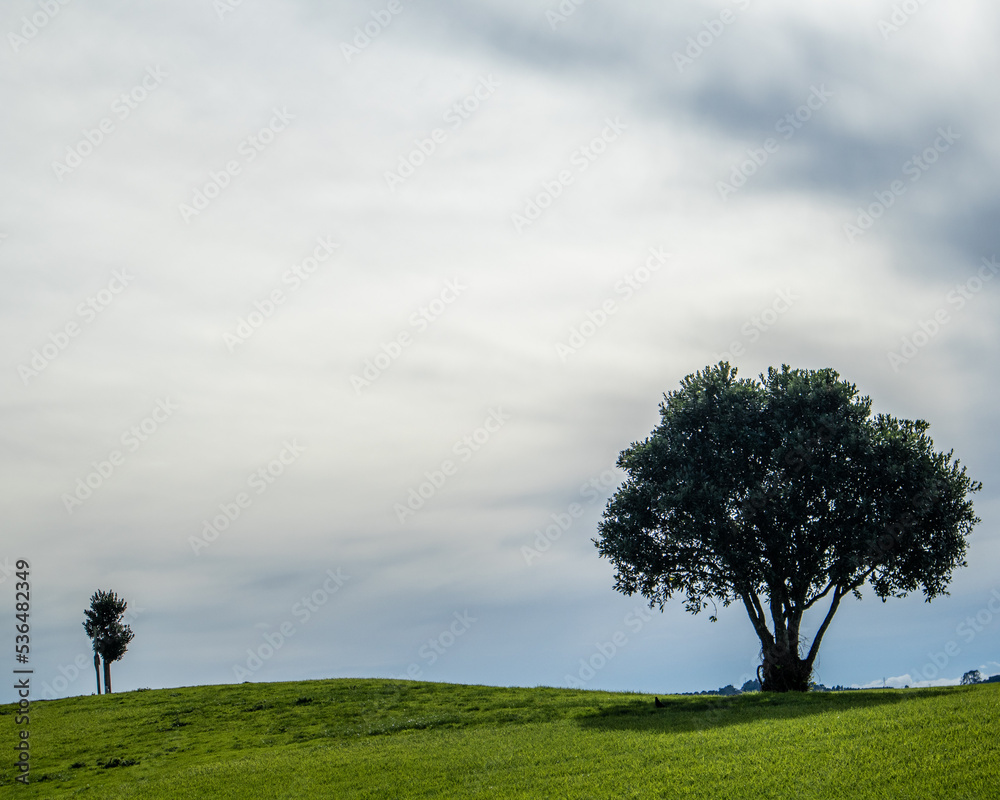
[576,686,965,735]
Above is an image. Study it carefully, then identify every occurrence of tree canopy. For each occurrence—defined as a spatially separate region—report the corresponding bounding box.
[595,363,981,691]
[961,669,983,685]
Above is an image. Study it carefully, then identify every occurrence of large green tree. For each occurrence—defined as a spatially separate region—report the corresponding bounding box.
[595,364,980,692]
[83,590,135,694]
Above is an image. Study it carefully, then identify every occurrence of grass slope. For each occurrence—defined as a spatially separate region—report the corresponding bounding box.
[2,680,998,798]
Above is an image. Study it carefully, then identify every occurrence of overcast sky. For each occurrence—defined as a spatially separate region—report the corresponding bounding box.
[2,0,998,704]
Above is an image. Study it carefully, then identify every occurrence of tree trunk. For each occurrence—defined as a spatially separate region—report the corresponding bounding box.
[94,651,102,695]
[759,641,812,692]
[103,656,112,694]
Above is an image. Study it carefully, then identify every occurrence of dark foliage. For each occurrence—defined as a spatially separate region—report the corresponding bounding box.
[83,590,135,694]
[596,363,981,691]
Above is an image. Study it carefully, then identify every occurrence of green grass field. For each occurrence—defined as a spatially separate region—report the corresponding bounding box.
[2,679,997,798]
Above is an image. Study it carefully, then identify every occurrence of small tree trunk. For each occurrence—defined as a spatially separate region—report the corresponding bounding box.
[94,652,102,695]
[103,656,112,694]
[759,642,812,692]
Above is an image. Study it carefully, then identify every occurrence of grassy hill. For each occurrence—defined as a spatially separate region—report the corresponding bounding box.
[3,679,997,798]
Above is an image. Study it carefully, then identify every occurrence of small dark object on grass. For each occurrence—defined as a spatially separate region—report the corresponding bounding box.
[70,762,86,769]
[654,697,664,708]
[102,757,138,769]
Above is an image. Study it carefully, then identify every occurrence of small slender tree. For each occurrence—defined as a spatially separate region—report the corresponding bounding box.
[83,590,135,694]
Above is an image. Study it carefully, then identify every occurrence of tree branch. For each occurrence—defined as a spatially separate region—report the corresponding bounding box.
[805,586,845,666]
[805,559,881,611]
[749,591,768,630]
[769,585,788,649]
[802,579,838,610]
[854,563,879,589]
[740,591,774,648]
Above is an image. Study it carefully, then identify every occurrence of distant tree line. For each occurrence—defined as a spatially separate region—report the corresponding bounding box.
[683,671,1000,695]
[683,679,835,696]
[961,670,1000,685]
